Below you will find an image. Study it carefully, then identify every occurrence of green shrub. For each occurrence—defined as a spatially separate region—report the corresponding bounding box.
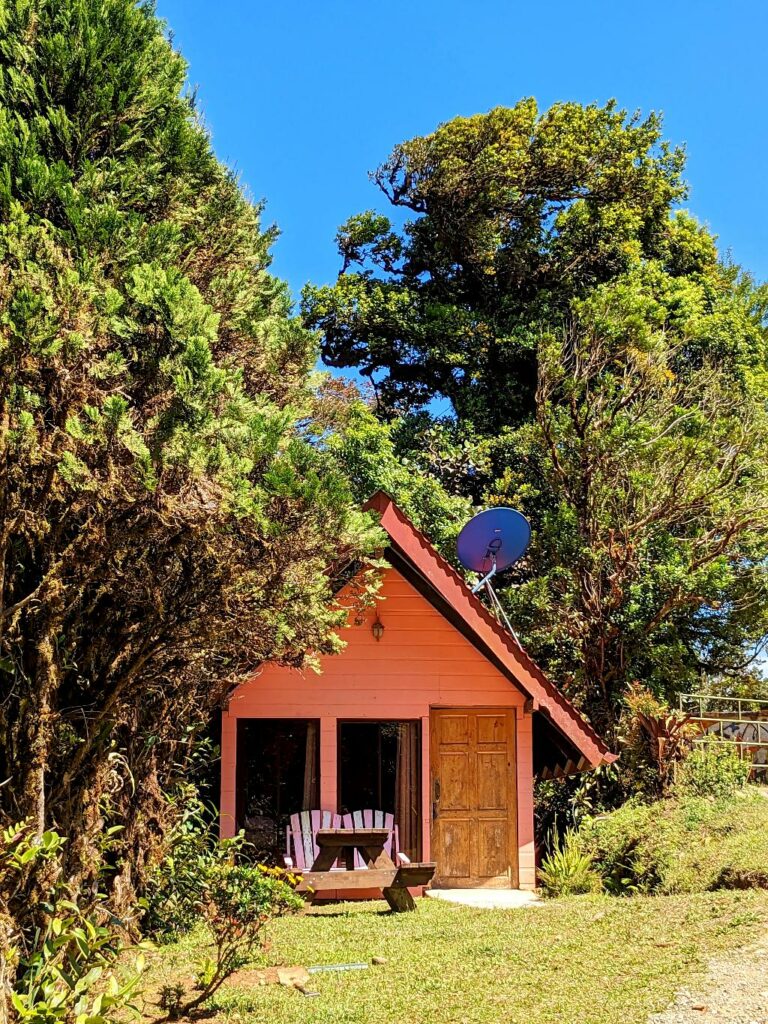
[535,763,622,851]
[143,787,303,1019]
[141,784,233,940]
[675,743,752,798]
[158,863,303,1020]
[619,684,698,798]
[537,830,601,897]
[577,801,668,894]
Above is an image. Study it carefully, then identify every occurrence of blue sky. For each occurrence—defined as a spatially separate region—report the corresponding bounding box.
[157,0,767,304]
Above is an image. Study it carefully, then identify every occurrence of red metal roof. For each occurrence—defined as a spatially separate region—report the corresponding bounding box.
[365,490,616,770]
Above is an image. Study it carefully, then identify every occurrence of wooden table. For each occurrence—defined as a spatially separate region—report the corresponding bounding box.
[296,827,436,912]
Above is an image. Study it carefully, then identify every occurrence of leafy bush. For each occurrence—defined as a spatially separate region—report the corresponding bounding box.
[11,902,144,1024]
[576,801,666,894]
[675,743,752,798]
[157,864,303,1020]
[1,823,144,1024]
[537,830,601,897]
[140,784,230,940]
[619,684,697,798]
[535,764,622,852]
[576,788,768,895]
[142,787,302,1019]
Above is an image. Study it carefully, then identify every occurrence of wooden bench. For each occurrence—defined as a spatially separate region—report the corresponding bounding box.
[295,827,436,912]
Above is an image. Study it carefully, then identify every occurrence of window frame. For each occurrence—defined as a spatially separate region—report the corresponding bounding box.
[336,717,422,859]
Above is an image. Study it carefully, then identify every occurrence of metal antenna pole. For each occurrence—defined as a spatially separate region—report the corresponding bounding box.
[471,555,520,644]
[484,581,519,643]
[471,556,498,594]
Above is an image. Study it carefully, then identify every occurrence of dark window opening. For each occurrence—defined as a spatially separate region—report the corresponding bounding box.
[236,719,319,864]
[338,720,421,860]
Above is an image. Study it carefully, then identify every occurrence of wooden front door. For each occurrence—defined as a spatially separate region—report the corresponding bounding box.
[430,708,518,888]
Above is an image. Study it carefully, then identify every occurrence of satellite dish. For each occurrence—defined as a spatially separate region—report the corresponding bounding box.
[457,507,531,576]
[457,507,531,640]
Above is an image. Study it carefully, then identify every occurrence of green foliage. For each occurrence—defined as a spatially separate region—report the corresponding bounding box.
[305,98,768,736]
[576,789,768,895]
[1,823,144,1024]
[537,830,601,897]
[153,859,302,1020]
[140,784,235,941]
[534,763,623,851]
[675,744,752,799]
[204,862,303,934]
[618,685,698,798]
[158,984,185,1018]
[576,802,662,894]
[195,861,302,995]
[502,288,768,731]
[700,673,768,702]
[0,0,379,976]
[318,395,473,556]
[141,783,302,1019]
[305,99,686,426]
[11,907,144,1024]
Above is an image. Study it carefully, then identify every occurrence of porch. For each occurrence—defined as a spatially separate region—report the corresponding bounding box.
[220,704,534,890]
[225,717,424,865]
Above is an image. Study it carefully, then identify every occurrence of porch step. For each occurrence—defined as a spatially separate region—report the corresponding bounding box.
[426,888,542,909]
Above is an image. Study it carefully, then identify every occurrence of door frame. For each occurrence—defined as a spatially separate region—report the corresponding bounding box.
[429,706,519,888]
[335,717,423,861]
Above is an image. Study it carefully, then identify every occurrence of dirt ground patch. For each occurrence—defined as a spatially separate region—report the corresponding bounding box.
[650,926,768,1024]
[224,965,311,990]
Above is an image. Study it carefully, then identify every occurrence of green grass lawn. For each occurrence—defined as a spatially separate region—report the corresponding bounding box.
[144,890,768,1024]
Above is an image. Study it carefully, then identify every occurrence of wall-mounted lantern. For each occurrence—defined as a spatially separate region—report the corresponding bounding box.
[371,616,385,642]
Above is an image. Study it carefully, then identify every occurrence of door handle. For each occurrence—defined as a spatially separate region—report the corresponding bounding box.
[432,777,440,820]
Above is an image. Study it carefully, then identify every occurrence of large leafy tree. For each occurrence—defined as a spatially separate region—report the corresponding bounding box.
[311,378,474,556]
[501,275,768,733]
[305,100,686,428]
[304,101,768,732]
[0,0,377,916]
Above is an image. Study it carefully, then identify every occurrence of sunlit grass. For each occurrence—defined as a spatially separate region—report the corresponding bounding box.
[141,890,768,1024]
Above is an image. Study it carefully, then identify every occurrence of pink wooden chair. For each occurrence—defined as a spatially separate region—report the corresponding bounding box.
[341,809,411,867]
[283,808,410,872]
[283,809,341,871]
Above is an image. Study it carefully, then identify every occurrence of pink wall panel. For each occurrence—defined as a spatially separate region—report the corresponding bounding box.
[221,567,535,883]
[319,717,337,810]
[515,710,536,889]
[220,712,237,839]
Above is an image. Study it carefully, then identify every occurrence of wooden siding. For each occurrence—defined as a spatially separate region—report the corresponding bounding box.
[220,567,536,889]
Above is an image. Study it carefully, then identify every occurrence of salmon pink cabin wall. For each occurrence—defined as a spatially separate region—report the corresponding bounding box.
[220,567,537,889]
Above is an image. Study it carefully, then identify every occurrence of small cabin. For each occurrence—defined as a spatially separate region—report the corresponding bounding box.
[220,492,614,890]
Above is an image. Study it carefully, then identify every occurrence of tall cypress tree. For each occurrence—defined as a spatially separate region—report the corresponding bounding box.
[0,0,377,909]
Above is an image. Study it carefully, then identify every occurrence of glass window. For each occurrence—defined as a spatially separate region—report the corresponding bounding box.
[338,720,421,860]
[236,719,319,863]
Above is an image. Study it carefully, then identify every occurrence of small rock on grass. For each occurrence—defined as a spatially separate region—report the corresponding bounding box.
[372,956,387,965]
[277,967,311,988]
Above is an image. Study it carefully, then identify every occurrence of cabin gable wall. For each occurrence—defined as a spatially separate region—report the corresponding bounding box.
[221,567,535,888]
